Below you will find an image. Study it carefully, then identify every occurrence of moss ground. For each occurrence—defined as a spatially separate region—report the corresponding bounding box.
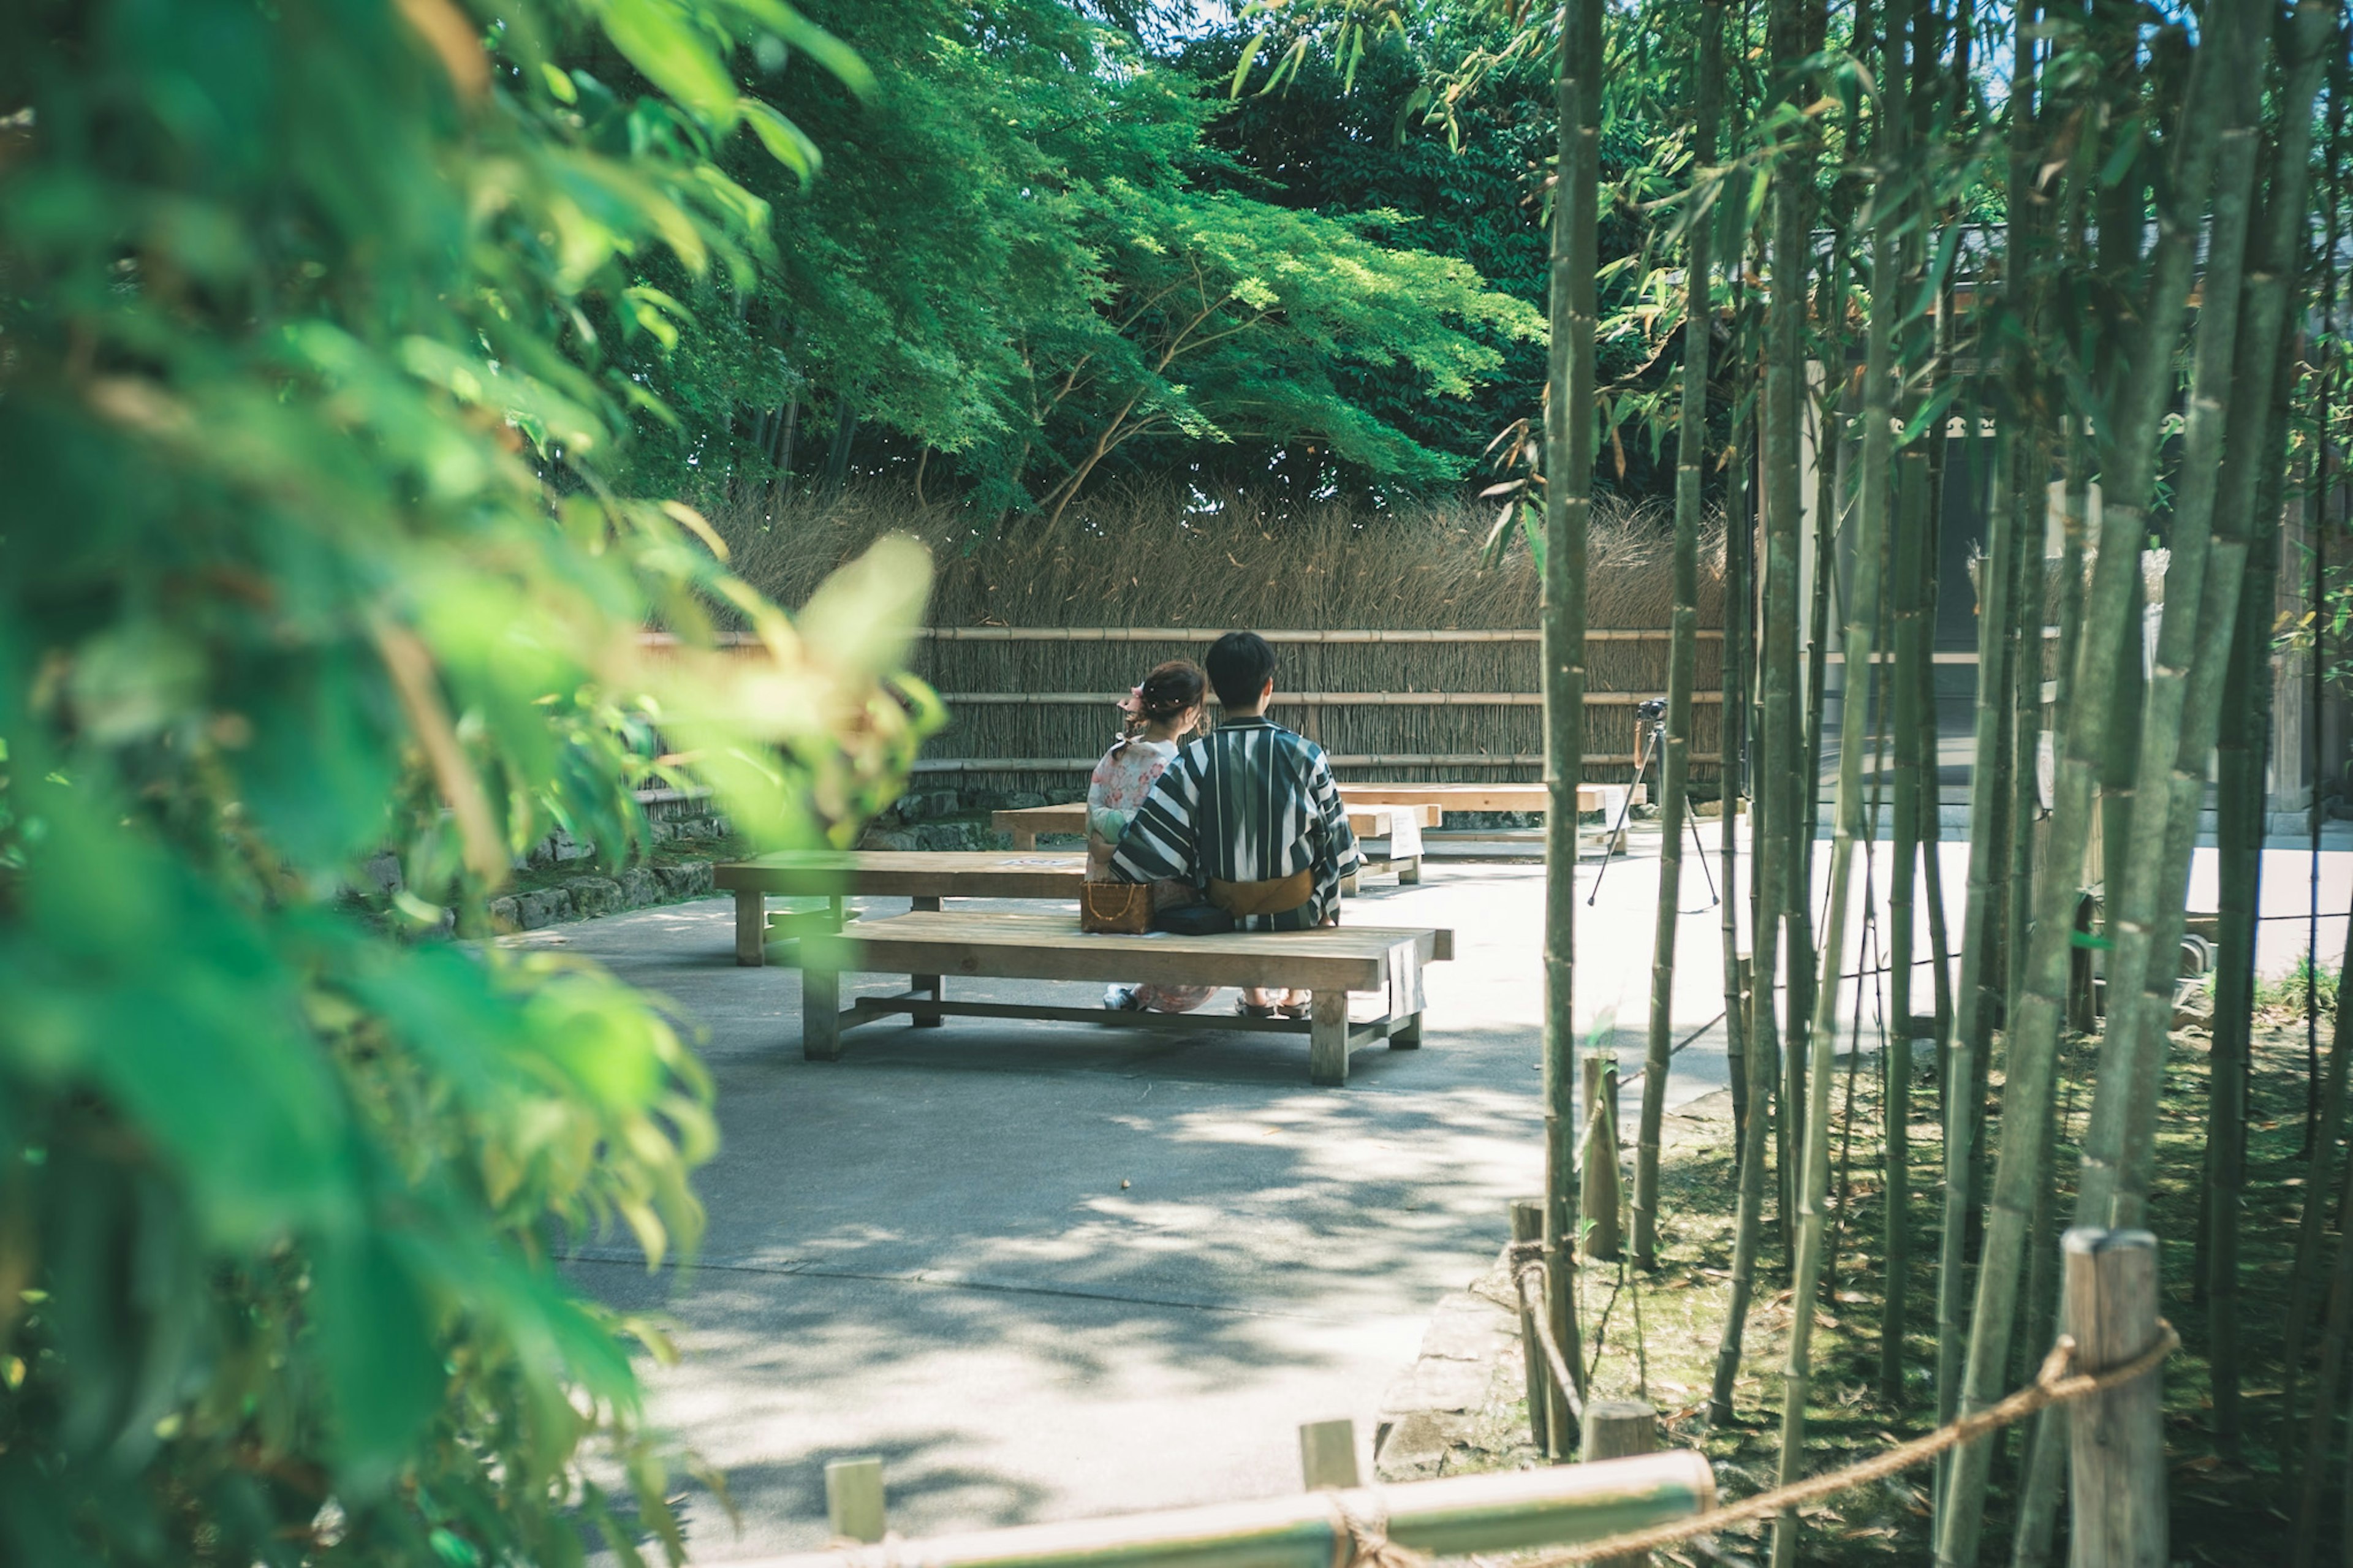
[1441,1018,2332,1567]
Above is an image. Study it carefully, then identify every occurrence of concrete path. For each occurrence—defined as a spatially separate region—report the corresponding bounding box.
[547,853,1734,1562]
[548,822,2353,1561]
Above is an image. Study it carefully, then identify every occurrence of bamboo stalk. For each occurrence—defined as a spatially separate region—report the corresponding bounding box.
[2102,0,2336,1230]
[1634,0,1725,1273]
[1842,20,1911,1395]
[2281,892,2353,1466]
[1721,379,1754,1161]
[1708,0,1805,1438]
[1762,1,1836,1555]
[1540,0,1604,1444]
[1764,0,1818,1287]
[2296,1135,2353,1567]
[1884,441,1925,1425]
[1934,13,2240,1558]
[1771,257,1892,1568]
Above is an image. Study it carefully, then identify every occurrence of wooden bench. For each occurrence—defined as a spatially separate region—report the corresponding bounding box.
[990,802,1436,886]
[714,850,1085,966]
[1338,783,1617,814]
[781,911,1452,1086]
[1339,782,1635,857]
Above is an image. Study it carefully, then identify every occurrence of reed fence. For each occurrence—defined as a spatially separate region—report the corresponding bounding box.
[705,482,1730,797]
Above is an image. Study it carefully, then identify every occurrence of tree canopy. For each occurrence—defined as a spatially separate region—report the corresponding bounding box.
[609,0,1548,513]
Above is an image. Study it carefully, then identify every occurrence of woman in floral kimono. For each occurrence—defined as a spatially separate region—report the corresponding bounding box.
[1086,660,1213,1013]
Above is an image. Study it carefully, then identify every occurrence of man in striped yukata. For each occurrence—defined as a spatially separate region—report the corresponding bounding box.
[1110,631,1360,1017]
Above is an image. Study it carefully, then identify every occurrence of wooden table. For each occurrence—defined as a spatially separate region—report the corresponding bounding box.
[714,850,1085,966]
[990,802,1436,887]
[786,911,1453,1086]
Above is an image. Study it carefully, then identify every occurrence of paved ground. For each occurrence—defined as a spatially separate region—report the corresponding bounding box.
[545,844,1741,1563]
[545,829,2350,1562]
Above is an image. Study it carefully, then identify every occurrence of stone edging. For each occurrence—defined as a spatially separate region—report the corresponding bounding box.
[487,860,716,933]
[1373,1244,1537,1480]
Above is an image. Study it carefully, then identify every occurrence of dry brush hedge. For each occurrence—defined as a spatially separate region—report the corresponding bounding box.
[715,485,1729,786]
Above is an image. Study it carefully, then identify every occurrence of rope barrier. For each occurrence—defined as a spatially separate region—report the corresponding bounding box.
[1468,1260,2180,1568]
[1509,1244,1585,1426]
[1323,1491,1422,1568]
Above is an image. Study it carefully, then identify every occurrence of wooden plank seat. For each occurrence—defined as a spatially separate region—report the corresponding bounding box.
[714,849,1085,966]
[1338,782,1635,859]
[990,802,1438,887]
[1338,783,1609,814]
[779,911,1453,1086]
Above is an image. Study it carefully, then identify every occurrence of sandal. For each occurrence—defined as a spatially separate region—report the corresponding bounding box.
[1235,998,1278,1019]
[1276,1001,1311,1020]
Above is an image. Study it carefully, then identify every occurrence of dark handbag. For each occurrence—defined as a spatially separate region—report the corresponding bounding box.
[1080,881,1153,934]
[1153,900,1235,936]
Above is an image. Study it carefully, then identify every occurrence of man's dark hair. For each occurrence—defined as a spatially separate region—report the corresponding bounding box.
[1205,631,1276,710]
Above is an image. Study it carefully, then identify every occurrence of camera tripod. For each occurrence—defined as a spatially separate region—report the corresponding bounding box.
[1586,700,1721,906]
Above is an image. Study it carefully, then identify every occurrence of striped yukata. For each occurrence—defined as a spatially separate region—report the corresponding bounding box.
[1108,716,1361,931]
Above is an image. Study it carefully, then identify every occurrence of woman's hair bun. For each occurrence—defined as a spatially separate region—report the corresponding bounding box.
[1134,659,1206,721]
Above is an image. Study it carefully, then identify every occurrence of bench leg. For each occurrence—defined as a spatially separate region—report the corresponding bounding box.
[1341,871,1360,895]
[1309,990,1349,1087]
[906,893,944,1022]
[1014,829,1036,850]
[803,968,841,1061]
[1390,1012,1423,1050]
[1399,856,1422,885]
[735,888,766,967]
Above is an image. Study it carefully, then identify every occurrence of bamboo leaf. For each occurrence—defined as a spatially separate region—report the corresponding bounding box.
[1899,382,1961,446]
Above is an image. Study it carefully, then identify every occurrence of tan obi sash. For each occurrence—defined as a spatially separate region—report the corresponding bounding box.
[1205,866,1314,918]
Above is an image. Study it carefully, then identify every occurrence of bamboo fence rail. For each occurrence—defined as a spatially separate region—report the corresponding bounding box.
[907,753,1673,773]
[936,692,1727,706]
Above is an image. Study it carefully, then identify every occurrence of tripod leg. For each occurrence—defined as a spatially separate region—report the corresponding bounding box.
[1688,797,1721,904]
[1586,726,1655,904]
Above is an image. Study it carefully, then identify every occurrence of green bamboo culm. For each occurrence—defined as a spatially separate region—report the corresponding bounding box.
[1771,380,1898,1568]
[1538,0,1602,1447]
[1634,0,1726,1271]
[1707,0,1806,1431]
[1853,1,1911,1398]
[2094,0,2336,1232]
[1931,11,2240,1559]
[1756,0,1830,1555]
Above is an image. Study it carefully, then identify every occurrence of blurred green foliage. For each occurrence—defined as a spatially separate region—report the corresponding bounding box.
[0,1,938,1562]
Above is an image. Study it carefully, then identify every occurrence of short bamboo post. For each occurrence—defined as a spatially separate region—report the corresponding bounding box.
[1581,1402,1658,1568]
[1512,1197,1555,1456]
[1298,1420,1361,1490]
[826,1456,887,1544]
[1583,1056,1623,1262]
[2063,1229,2163,1568]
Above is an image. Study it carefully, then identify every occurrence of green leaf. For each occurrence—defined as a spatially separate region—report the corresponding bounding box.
[599,0,738,123]
[719,0,875,98]
[1899,382,1962,447]
[312,1229,442,1491]
[737,98,822,184]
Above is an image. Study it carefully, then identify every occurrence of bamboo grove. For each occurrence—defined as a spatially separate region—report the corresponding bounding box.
[1254,0,2353,1558]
